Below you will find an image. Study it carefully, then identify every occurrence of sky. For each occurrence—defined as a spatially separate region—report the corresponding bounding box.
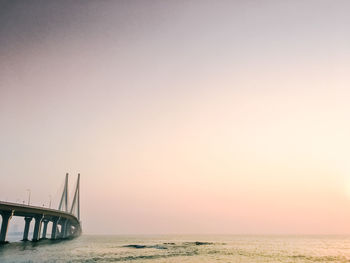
[1,0,350,235]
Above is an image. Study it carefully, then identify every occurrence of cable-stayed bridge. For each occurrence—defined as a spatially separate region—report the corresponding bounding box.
[0,173,81,244]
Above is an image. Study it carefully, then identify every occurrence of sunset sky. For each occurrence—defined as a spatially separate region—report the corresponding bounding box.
[1,0,350,234]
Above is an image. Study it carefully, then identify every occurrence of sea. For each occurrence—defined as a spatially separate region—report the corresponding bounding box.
[1,235,350,262]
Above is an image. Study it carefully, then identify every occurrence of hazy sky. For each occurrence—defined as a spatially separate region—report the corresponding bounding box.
[1,0,350,234]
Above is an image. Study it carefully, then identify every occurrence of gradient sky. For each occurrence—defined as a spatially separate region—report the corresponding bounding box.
[1,0,350,234]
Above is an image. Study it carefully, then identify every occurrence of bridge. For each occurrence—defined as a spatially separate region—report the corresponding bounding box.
[0,173,81,244]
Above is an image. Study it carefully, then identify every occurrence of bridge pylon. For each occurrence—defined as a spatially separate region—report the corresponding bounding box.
[58,173,69,212]
[70,173,80,220]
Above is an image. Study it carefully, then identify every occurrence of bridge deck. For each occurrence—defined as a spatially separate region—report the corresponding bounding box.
[0,201,80,224]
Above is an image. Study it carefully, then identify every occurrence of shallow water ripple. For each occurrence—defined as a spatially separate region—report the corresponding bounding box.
[1,235,350,263]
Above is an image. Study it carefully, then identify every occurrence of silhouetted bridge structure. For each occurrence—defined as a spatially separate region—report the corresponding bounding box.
[0,174,81,244]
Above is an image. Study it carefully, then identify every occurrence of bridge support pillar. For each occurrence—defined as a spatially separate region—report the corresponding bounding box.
[32,215,43,242]
[22,217,33,241]
[64,221,71,238]
[61,219,68,238]
[41,219,49,239]
[0,210,13,244]
[51,218,59,239]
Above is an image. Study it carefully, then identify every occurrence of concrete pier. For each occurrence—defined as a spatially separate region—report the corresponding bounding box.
[32,215,43,242]
[22,217,33,241]
[64,221,70,238]
[0,211,13,244]
[41,219,49,239]
[51,218,59,239]
[60,219,67,238]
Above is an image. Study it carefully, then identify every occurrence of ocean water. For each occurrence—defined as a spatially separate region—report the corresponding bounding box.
[1,235,350,262]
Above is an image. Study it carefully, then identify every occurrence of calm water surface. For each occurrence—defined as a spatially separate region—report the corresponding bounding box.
[1,235,350,262]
